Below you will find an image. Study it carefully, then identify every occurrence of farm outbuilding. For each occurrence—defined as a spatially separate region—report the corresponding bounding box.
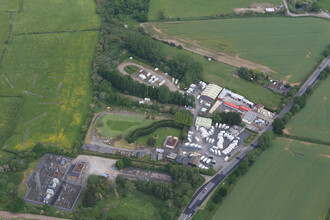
[201,84,222,103]
[163,136,179,149]
[195,116,212,129]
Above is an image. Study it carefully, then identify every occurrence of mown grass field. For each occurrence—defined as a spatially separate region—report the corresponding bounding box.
[136,127,181,147]
[0,97,21,144]
[95,113,158,138]
[212,138,330,220]
[0,0,100,151]
[12,0,100,33]
[0,0,19,11]
[148,0,282,20]
[286,76,330,142]
[161,41,282,110]
[318,0,330,12]
[156,17,330,83]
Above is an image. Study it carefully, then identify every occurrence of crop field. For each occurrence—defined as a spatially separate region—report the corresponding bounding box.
[161,41,282,110]
[148,0,282,20]
[0,97,22,144]
[12,0,100,33]
[286,77,330,142]
[136,127,181,147]
[95,113,158,138]
[0,0,19,11]
[0,0,100,151]
[0,12,10,55]
[212,138,330,220]
[155,17,330,83]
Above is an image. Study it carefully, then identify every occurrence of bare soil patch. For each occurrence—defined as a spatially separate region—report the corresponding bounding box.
[323,96,327,101]
[320,154,330,158]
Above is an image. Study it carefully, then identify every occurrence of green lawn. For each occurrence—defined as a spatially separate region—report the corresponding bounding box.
[0,0,19,11]
[318,0,330,12]
[162,41,282,110]
[212,138,330,220]
[148,0,282,20]
[286,76,330,142]
[0,97,21,145]
[12,0,100,33]
[136,127,181,147]
[156,17,330,83]
[124,65,140,74]
[0,12,10,54]
[95,113,158,138]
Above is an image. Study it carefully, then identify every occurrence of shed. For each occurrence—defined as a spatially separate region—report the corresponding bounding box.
[195,116,212,129]
[167,152,177,160]
[201,84,222,103]
[188,156,200,167]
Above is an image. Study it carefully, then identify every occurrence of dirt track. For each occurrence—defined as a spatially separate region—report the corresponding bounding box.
[0,211,69,220]
[141,23,276,73]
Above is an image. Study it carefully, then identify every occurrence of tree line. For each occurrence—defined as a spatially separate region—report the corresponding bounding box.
[212,110,242,126]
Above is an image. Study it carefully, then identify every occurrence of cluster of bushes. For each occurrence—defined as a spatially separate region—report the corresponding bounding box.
[98,66,194,106]
[237,67,269,83]
[98,0,150,22]
[126,120,184,143]
[115,157,132,170]
[116,166,204,219]
[322,44,330,57]
[287,0,320,13]
[212,110,242,126]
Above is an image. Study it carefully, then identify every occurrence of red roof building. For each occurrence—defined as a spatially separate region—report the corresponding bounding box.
[240,106,252,111]
[224,101,239,110]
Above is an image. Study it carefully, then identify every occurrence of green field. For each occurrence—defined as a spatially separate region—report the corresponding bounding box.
[95,113,158,138]
[0,12,10,55]
[78,189,164,219]
[156,17,330,83]
[0,0,100,151]
[212,138,330,220]
[286,76,330,142]
[136,127,181,147]
[0,0,19,11]
[124,65,140,74]
[318,0,330,12]
[148,0,282,20]
[161,40,282,109]
[0,97,21,144]
[12,0,100,33]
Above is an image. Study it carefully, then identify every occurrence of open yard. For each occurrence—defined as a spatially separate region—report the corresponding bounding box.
[212,138,330,220]
[148,0,282,20]
[95,113,159,138]
[153,17,330,83]
[0,0,100,151]
[286,76,330,142]
[136,127,181,147]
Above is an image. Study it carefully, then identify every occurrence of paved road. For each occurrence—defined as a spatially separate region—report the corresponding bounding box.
[282,0,330,19]
[179,56,330,220]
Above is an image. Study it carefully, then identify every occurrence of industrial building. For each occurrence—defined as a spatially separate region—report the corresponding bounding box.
[70,162,87,179]
[242,111,258,124]
[195,116,212,129]
[201,84,222,103]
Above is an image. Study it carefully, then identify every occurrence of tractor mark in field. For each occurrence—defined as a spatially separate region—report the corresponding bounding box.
[22,127,29,147]
[2,74,14,88]
[56,82,63,98]
[24,112,47,125]
[37,102,62,105]
[23,90,43,98]
[48,76,73,79]
[142,23,276,73]
[32,73,38,88]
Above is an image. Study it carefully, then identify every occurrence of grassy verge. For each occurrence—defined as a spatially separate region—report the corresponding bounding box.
[136,127,181,147]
